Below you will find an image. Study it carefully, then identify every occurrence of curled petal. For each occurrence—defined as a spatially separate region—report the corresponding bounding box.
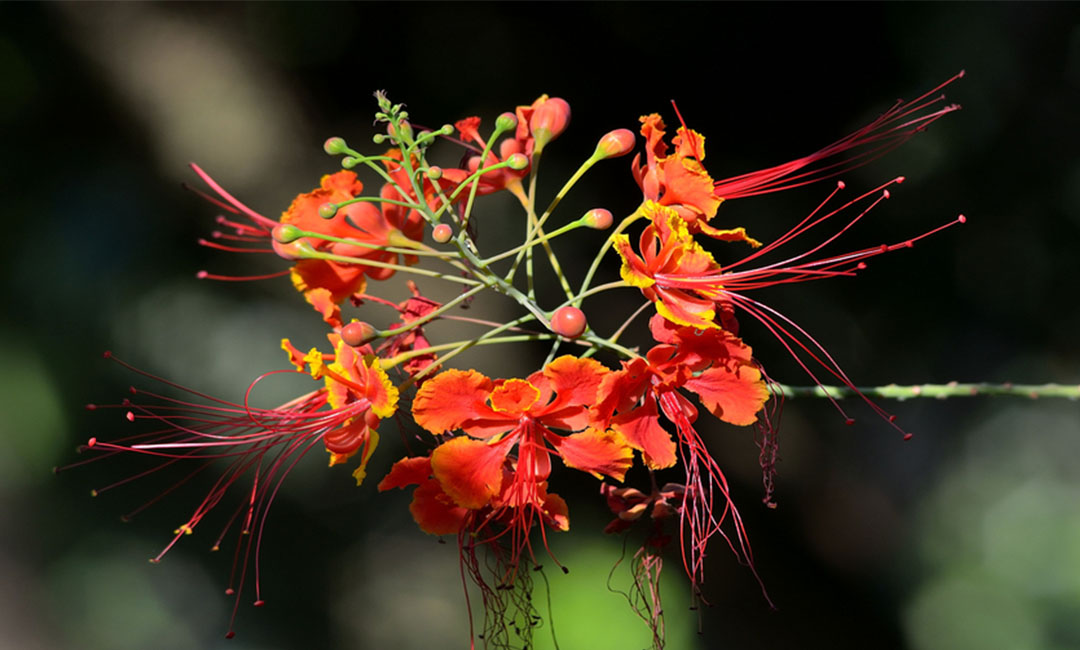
[280,338,307,372]
[489,379,541,416]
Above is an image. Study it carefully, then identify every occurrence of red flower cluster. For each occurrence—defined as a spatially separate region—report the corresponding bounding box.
[67,81,965,647]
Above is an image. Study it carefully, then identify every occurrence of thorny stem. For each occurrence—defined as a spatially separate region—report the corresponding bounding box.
[776,382,1080,400]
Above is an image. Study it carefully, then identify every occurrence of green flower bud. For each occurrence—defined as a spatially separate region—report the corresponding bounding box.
[323,137,347,155]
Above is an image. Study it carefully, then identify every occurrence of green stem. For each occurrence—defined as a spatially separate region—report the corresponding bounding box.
[575,206,645,307]
[399,314,538,390]
[376,285,487,338]
[296,245,480,286]
[382,333,568,369]
[290,229,461,260]
[481,219,585,266]
[774,382,1080,401]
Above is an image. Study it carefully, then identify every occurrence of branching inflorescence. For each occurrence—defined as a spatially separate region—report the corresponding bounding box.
[64,79,1022,647]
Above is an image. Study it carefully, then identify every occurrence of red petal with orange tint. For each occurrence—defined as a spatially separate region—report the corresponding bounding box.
[547,427,633,481]
[410,479,469,536]
[610,396,678,469]
[541,356,609,409]
[412,369,497,435]
[377,456,433,492]
[430,436,509,510]
[685,364,769,426]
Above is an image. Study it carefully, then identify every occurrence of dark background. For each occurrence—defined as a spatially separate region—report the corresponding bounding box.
[2,3,1078,649]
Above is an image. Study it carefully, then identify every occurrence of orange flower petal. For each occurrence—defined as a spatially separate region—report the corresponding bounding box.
[410,479,469,536]
[304,287,342,327]
[654,286,719,330]
[489,379,540,416]
[541,356,609,408]
[280,338,307,372]
[696,222,763,247]
[412,369,499,435]
[610,397,678,470]
[548,427,633,482]
[685,364,769,426]
[430,436,509,510]
[542,491,570,532]
[377,456,433,492]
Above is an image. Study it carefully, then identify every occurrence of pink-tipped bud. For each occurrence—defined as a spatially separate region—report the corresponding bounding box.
[530,97,571,151]
[594,128,635,159]
[582,208,613,230]
[506,153,529,171]
[432,223,453,243]
[341,321,377,347]
[495,112,518,132]
[323,137,347,155]
[317,202,337,219]
[426,166,443,180]
[550,306,587,339]
[272,224,303,244]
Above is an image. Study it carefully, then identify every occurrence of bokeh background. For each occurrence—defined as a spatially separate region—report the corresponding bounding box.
[3,3,1079,649]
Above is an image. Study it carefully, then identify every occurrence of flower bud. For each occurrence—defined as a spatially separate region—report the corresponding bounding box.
[341,321,377,347]
[506,153,529,171]
[550,306,587,339]
[341,157,359,169]
[272,224,303,244]
[317,202,338,219]
[432,223,453,243]
[529,97,571,152]
[593,128,635,159]
[372,134,387,145]
[495,112,518,132]
[388,120,413,142]
[323,137,347,155]
[426,166,443,180]
[582,208,613,230]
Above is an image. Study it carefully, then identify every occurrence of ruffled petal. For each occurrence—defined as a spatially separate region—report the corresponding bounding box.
[489,379,540,417]
[541,355,609,409]
[412,369,501,435]
[614,234,656,289]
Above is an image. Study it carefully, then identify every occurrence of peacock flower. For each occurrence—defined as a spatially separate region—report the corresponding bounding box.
[68,343,398,637]
[614,201,728,330]
[187,165,434,326]
[408,357,631,566]
[594,314,768,470]
[412,357,631,509]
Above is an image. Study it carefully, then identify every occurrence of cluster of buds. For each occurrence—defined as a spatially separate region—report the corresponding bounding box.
[66,78,967,646]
